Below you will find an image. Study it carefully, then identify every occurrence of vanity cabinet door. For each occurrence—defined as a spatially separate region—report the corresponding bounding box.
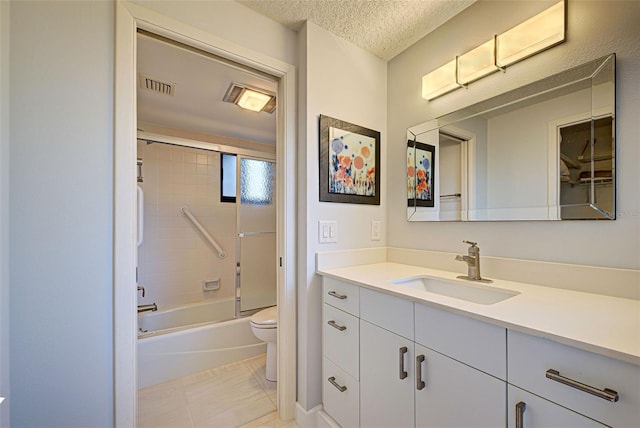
[360,320,415,428]
[508,385,606,428]
[415,344,506,428]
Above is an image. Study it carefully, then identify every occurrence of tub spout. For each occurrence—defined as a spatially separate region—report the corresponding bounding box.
[138,303,157,313]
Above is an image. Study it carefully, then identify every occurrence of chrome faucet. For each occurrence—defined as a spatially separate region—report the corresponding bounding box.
[137,303,157,313]
[455,240,486,281]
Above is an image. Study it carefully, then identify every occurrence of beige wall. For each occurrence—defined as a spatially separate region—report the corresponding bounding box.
[388,0,640,269]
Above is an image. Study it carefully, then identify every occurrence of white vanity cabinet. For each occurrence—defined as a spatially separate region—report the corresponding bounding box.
[322,278,360,428]
[414,303,507,428]
[507,330,640,427]
[319,275,639,428]
[359,288,415,428]
[507,385,606,427]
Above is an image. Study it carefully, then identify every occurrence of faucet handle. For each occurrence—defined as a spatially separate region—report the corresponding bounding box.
[462,240,477,247]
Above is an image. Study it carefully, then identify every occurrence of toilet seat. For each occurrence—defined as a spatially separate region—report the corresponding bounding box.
[250,306,277,329]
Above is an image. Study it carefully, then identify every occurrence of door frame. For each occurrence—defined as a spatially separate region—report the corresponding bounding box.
[114,2,297,425]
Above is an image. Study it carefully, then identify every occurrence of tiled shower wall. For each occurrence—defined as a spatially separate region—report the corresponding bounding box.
[137,142,236,308]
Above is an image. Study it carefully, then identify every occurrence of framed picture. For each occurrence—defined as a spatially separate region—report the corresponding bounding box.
[407,140,435,207]
[319,115,381,205]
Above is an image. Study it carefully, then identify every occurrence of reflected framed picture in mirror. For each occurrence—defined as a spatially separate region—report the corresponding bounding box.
[407,140,435,207]
[319,115,381,205]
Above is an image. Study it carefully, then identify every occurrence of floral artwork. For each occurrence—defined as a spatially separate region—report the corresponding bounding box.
[407,141,435,207]
[319,115,380,205]
[328,127,376,196]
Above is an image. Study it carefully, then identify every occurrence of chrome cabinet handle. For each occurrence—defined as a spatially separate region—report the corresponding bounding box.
[515,401,526,428]
[328,290,347,300]
[327,320,346,331]
[416,354,426,390]
[545,369,619,402]
[399,347,408,380]
[328,376,347,392]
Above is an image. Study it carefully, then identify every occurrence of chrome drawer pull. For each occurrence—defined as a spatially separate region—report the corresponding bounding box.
[328,290,347,300]
[328,376,347,392]
[515,401,526,428]
[545,369,619,402]
[399,347,408,380]
[328,320,347,331]
[416,354,426,390]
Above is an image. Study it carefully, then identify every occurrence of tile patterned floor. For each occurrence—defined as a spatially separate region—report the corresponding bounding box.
[138,354,297,428]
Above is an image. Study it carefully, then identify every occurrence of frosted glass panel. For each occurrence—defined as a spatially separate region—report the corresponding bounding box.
[238,158,276,233]
[239,233,276,312]
[237,156,277,312]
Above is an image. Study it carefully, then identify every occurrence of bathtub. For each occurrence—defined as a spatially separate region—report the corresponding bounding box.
[137,298,266,388]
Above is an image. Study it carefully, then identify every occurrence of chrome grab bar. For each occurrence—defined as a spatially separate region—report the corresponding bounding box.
[180,206,226,258]
[328,376,347,392]
[327,320,346,331]
[545,369,619,402]
[328,290,347,300]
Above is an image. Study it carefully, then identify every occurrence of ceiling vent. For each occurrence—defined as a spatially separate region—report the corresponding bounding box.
[223,82,276,114]
[139,74,176,96]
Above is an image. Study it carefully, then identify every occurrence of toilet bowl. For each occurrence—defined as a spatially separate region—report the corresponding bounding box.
[250,306,277,382]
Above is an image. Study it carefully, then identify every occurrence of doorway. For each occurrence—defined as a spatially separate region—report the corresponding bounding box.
[115,4,297,425]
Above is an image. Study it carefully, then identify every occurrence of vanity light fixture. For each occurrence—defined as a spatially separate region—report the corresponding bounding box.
[422,0,565,101]
[223,82,276,113]
[421,59,460,100]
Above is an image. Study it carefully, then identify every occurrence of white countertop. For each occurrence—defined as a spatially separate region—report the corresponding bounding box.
[317,262,640,366]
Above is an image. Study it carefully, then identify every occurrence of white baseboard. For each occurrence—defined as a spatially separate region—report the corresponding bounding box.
[296,402,323,428]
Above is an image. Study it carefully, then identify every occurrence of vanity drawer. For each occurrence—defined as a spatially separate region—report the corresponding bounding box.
[360,287,414,340]
[323,356,359,428]
[323,303,359,379]
[414,303,506,379]
[323,277,359,316]
[508,330,640,427]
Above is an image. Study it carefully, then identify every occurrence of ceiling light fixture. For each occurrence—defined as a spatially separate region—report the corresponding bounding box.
[422,0,565,101]
[223,82,276,113]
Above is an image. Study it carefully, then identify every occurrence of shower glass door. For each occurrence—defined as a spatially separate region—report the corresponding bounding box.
[237,156,276,313]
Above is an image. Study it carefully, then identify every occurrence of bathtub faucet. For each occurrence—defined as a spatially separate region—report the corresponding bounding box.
[138,303,157,313]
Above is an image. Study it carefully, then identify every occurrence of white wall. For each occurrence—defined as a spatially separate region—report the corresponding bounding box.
[137,143,237,308]
[9,1,114,425]
[8,1,296,426]
[297,21,388,410]
[132,0,297,66]
[0,1,9,425]
[388,0,640,269]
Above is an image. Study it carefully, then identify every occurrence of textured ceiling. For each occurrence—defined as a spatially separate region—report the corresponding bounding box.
[237,0,476,60]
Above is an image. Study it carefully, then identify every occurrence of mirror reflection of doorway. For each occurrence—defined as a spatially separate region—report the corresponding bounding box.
[559,117,614,219]
[439,132,466,221]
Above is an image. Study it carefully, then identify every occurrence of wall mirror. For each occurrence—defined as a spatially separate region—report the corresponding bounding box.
[407,53,615,221]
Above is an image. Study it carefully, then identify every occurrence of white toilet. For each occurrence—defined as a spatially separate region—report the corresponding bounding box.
[250,306,277,382]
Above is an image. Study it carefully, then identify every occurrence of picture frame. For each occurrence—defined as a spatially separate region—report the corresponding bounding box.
[319,115,381,205]
[407,140,435,208]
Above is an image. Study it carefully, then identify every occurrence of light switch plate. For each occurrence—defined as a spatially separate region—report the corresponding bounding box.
[319,220,337,243]
[371,220,381,241]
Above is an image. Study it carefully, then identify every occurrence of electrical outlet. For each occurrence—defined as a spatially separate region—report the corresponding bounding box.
[371,220,381,241]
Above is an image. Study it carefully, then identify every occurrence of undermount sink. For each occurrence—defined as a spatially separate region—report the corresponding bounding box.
[389,276,519,305]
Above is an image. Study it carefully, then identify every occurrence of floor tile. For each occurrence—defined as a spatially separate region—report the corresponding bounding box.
[138,353,278,428]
